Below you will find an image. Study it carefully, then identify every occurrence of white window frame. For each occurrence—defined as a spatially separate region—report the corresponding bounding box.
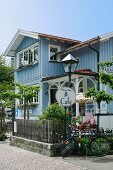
[85,101,94,114]
[32,89,39,104]
[48,44,60,61]
[18,84,39,106]
[17,43,38,68]
[78,80,84,93]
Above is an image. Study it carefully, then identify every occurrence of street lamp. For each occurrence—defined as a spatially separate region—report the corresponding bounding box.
[61,54,79,138]
[62,54,79,82]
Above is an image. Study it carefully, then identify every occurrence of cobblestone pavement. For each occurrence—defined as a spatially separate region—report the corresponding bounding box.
[62,155,113,170]
[0,142,90,170]
[1,141,113,170]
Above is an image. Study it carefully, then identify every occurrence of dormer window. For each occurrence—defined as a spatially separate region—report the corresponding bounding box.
[18,43,38,68]
[49,44,60,61]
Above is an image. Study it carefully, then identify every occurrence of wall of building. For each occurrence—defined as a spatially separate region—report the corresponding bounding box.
[14,36,42,118]
[71,45,98,72]
[100,38,113,113]
[40,37,69,77]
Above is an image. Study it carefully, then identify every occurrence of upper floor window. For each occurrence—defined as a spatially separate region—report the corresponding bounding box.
[49,44,60,61]
[18,43,38,68]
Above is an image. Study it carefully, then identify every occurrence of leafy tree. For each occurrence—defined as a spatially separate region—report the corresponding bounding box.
[0,54,40,120]
[0,54,14,129]
[15,83,40,119]
[85,59,113,105]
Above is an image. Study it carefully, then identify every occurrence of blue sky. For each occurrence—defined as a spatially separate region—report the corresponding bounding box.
[0,0,113,53]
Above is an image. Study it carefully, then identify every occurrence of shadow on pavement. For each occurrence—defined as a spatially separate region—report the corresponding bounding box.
[92,156,113,163]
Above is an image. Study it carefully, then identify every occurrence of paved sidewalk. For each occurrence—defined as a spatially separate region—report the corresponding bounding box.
[0,142,89,170]
[62,155,113,170]
[0,141,113,170]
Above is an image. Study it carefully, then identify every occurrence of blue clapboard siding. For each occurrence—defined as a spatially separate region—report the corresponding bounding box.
[15,36,42,117]
[16,64,40,85]
[40,38,70,77]
[42,83,49,110]
[71,46,98,72]
[14,35,71,117]
[14,34,113,116]
[100,38,113,62]
[107,86,113,113]
[16,36,38,52]
[100,38,113,113]
[15,37,40,85]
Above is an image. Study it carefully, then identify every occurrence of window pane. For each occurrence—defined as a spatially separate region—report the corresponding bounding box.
[50,47,58,57]
[19,53,23,66]
[34,46,38,61]
[33,92,38,103]
[78,81,83,93]
[85,102,94,113]
[29,49,33,64]
[18,44,38,68]
[24,51,29,64]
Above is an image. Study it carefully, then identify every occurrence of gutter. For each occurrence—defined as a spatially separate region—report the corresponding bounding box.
[51,36,100,59]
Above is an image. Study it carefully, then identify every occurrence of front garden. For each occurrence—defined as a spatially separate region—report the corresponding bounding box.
[11,103,113,156]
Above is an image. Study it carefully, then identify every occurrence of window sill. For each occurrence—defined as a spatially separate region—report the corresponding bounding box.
[30,102,39,106]
[17,61,38,71]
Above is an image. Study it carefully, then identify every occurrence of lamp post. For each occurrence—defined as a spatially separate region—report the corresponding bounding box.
[61,54,79,138]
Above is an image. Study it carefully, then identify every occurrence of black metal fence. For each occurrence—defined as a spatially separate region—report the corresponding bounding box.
[14,119,66,143]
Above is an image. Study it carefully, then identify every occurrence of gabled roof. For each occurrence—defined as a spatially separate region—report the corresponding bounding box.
[4,29,81,57]
[38,32,81,45]
[55,31,113,57]
[4,29,39,57]
[53,36,100,58]
[100,31,113,41]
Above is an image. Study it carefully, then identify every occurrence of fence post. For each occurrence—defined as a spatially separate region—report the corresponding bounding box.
[47,120,51,143]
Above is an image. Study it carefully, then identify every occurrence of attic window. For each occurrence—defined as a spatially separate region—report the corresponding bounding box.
[18,43,38,68]
[49,44,60,61]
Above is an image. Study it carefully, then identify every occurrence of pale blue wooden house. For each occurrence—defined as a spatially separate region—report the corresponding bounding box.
[5,30,113,128]
[5,29,81,119]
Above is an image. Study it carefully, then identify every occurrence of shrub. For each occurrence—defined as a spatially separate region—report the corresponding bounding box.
[0,132,7,141]
[39,103,67,120]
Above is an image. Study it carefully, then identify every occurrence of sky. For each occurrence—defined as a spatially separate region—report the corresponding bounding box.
[0,0,113,55]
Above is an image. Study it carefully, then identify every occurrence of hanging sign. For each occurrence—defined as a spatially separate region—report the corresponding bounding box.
[56,87,75,107]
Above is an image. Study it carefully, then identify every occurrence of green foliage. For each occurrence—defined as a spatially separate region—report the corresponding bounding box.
[15,83,40,101]
[85,59,113,104]
[39,103,66,120]
[0,56,13,84]
[71,115,82,126]
[99,71,113,89]
[0,53,40,119]
[85,87,113,103]
[0,132,7,141]
[99,59,113,90]
[15,83,40,119]
[0,55,14,109]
